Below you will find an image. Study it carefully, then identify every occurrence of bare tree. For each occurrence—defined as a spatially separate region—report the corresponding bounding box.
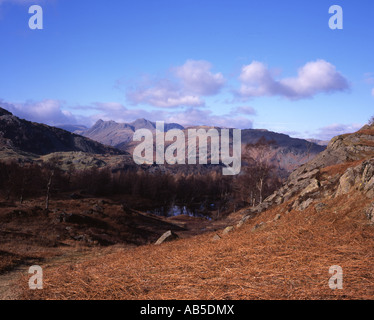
[369,116,374,126]
[241,137,276,205]
[45,170,54,210]
[306,141,313,161]
[45,155,59,210]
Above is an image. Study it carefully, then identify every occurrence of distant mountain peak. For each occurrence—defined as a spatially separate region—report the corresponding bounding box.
[133,118,148,122]
[77,118,184,148]
[130,118,156,130]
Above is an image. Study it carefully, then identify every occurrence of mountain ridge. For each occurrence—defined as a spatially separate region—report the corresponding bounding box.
[73,118,326,176]
[72,118,184,147]
[0,107,124,156]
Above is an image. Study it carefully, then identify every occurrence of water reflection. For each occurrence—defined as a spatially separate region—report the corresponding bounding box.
[147,205,212,220]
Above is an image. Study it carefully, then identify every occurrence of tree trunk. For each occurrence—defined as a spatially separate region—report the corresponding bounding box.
[45,171,54,210]
[258,178,263,204]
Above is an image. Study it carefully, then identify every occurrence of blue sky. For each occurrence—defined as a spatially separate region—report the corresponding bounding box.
[0,0,373,140]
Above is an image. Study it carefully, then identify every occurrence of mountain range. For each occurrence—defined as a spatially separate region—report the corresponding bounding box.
[64,118,326,175]
[0,105,327,176]
[60,119,184,148]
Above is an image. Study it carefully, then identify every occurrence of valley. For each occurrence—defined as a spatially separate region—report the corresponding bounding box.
[0,106,373,300]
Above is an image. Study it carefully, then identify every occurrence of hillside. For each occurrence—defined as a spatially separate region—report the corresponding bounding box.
[242,123,374,215]
[0,107,123,157]
[76,119,325,176]
[20,124,374,300]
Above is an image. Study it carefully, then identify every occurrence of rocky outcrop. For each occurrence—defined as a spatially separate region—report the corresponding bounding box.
[240,125,374,222]
[335,159,374,198]
[365,202,374,224]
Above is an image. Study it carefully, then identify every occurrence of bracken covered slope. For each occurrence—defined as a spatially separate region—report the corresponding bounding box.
[21,125,374,300]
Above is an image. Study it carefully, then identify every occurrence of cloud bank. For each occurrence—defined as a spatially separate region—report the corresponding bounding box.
[0,99,77,126]
[0,99,254,130]
[126,59,350,107]
[237,60,350,100]
[316,123,363,140]
[126,60,225,108]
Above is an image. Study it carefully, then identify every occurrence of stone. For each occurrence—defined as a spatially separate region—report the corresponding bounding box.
[362,161,374,185]
[365,203,374,224]
[274,196,284,205]
[300,179,320,197]
[295,169,320,182]
[253,201,270,214]
[222,226,234,235]
[273,213,281,221]
[364,176,374,198]
[336,168,356,196]
[237,214,252,228]
[314,202,327,212]
[154,230,179,245]
[264,193,277,203]
[251,222,264,232]
[298,198,314,211]
[212,234,221,241]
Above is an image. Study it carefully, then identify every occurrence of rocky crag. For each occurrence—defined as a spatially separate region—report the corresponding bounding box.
[239,123,374,224]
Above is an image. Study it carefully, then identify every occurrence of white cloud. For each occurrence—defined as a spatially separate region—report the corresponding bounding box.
[364,73,374,85]
[74,102,254,129]
[71,102,165,125]
[232,106,257,115]
[127,79,204,108]
[238,60,350,100]
[316,123,363,140]
[165,108,253,129]
[126,60,225,108]
[173,60,225,96]
[0,99,253,130]
[1,99,77,126]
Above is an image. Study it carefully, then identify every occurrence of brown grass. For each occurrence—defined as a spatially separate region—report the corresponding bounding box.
[321,160,365,177]
[21,191,374,300]
[358,129,374,136]
[360,140,374,147]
